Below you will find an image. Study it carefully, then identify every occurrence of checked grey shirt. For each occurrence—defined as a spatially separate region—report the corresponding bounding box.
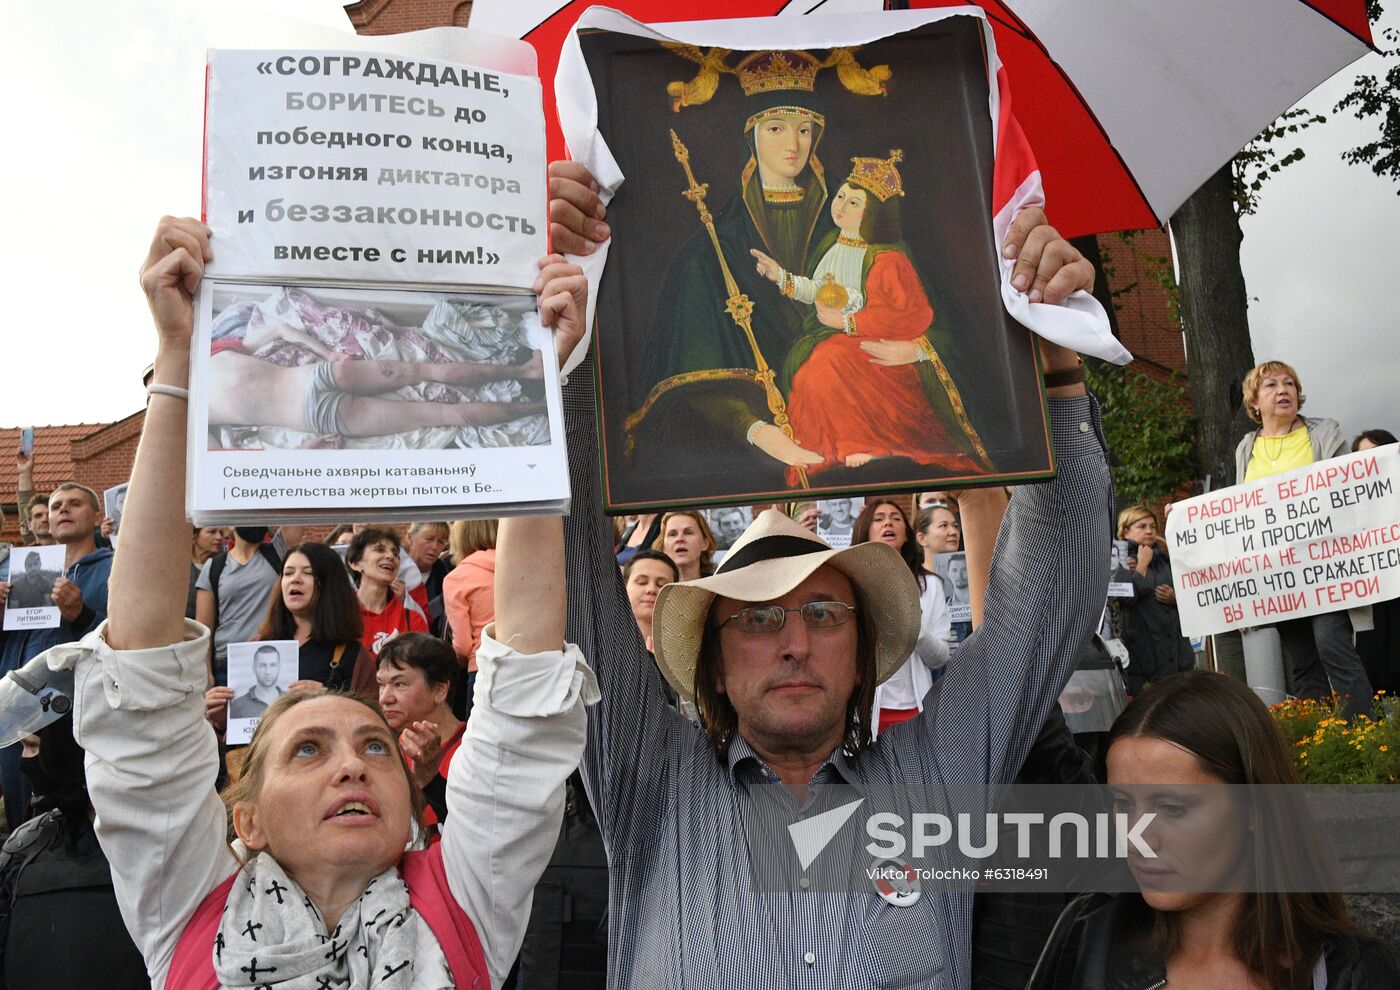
[561,356,1111,990]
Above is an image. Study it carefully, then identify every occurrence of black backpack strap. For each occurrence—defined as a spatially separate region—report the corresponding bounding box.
[207,551,228,631]
[255,542,283,574]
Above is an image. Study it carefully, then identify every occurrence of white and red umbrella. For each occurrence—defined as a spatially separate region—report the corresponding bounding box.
[470,0,1374,237]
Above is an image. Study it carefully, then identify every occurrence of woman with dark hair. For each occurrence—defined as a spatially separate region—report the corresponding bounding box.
[376,634,463,835]
[1030,670,1400,989]
[852,497,950,734]
[753,151,989,484]
[260,541,372,691]
[1353,428,1397,452]
[914,503,961,566]
[623,549,679,653]
[348,524,428,658]
[203,541,374,729]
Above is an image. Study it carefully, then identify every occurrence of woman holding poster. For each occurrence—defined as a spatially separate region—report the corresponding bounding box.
[1114,506,1193,695]
[37,217,595,990]
[1234,360,1373,717]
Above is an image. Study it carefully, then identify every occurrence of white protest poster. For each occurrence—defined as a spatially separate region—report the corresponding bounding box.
[935,551,972,624]
[203,47,546,288]
[189,32,569,526]
[226,640,300,745]
[3,545,64,631]
[1166,444,1400,637]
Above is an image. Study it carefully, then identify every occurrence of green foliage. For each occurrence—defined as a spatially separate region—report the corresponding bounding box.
[1233,107,1328,215]
[1085,362,1199,505]
[1336,16,1400,189]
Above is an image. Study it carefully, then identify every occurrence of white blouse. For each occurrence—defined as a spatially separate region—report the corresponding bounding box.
[872,577,952,733]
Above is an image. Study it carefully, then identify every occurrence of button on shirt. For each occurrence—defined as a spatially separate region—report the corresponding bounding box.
[559,360,1112,990]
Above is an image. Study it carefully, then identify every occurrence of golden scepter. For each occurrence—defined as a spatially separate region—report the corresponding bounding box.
[669,128,810,489]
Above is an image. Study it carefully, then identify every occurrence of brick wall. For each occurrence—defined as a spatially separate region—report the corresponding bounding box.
[345,0,474,33]
[1095,228,1186,380]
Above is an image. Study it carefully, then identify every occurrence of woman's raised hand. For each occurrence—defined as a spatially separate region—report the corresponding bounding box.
[140,217,212,351]
[534,254,588,368]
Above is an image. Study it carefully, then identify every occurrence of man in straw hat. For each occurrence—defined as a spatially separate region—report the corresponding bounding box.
[551,151,1108,990]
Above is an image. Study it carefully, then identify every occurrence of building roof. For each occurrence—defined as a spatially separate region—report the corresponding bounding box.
[0,412,144,501]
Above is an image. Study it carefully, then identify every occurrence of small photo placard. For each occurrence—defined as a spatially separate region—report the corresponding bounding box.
[1108,540,1135,598]
[816,498,865,549]
[934,551,971,623]
[104,483,130,535]
[3,545,64,631]
[225,640,299,745]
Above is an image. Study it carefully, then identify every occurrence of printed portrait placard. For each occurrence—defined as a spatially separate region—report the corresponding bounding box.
[3,545,64,632]
[226,640,300,745]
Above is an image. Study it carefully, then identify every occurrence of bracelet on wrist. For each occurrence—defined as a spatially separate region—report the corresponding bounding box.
[147,383,190,400]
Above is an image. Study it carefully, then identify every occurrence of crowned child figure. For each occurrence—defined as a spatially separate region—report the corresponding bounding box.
[751,150,989,484]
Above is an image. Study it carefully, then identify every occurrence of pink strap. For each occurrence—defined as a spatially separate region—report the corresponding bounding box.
[168,849,487,989]
[167,871,237,990]
[402,845,489,990]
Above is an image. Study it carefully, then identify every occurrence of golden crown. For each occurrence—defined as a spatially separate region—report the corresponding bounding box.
[846,149,905,202]
[735,50,821,95]
[662,43,891,113]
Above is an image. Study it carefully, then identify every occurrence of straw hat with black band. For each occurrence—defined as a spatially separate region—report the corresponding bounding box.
[652,508,921,704]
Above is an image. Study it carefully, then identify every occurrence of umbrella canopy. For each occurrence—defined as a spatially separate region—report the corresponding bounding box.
[470,0,1373,237]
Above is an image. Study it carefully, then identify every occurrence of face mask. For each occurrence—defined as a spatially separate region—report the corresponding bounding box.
[20,754,61,800]
[235,527,269,544]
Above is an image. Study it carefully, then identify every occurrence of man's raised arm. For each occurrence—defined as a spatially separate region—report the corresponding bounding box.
[548,161,696,837]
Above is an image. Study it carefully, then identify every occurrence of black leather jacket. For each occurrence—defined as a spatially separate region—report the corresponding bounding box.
[1028,892,1400,990]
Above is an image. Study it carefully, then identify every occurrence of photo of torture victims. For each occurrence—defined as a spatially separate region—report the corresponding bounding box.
[205,286,549,451]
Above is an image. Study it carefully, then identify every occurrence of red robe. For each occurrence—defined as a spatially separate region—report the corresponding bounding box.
[785,249,982,485]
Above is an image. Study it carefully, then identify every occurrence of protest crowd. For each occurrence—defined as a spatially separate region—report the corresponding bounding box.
[2,15,1400,990]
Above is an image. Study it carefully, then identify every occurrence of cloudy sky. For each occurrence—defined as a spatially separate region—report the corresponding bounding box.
[2,1,1396,448]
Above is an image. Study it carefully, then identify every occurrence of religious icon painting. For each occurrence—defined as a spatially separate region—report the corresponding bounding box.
[569,10,1063,513]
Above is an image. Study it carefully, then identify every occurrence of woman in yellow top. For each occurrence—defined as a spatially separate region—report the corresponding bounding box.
[1233,360,1373,717]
